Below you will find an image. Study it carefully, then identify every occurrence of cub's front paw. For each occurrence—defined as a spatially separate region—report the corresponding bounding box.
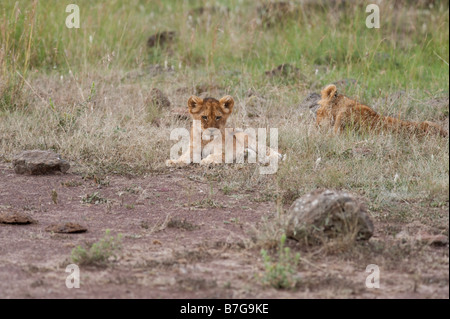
[165,159,177,167]
[166,159,188,167]
[200,156,222,166]
[200,158,214,166]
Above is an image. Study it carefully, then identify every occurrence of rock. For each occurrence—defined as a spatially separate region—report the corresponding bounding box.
[298,92,321,117]
[0,211,36,225]
[147,88,171,108]
[45,223,87,234]
[287,189,374,245]
[13,150,70,175]
[147,31,176,48]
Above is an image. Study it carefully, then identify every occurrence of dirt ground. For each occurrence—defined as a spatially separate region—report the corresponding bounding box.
[0,162,448,299]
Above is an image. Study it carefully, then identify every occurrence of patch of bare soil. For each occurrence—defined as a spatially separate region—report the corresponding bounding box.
[0,162,448,298]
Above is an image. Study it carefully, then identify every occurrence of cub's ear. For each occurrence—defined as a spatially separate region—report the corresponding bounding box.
[188,95,203,114]
[219,95,234,114]
[321,85,337,100]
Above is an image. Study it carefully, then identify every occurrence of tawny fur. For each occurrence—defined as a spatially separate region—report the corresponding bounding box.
[316,85,448,137]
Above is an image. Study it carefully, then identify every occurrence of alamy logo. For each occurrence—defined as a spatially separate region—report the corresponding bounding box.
[365,264,380,289]
[66,4,80,29]
[366,4,380,29]
[65,264,80,289]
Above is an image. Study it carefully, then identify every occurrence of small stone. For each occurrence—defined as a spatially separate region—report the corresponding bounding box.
[298,92,321,117]
[0,211,37,225]
[45,223,87,234]
[13,150,70,175]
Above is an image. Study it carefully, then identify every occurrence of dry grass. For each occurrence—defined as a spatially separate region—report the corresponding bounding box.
[0,67,448,210]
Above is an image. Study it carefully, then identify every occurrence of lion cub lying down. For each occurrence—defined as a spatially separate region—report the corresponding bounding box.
[316,84,448,137]
[166,95,283,167]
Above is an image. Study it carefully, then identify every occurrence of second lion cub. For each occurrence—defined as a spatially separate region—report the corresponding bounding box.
[316,84,448,137]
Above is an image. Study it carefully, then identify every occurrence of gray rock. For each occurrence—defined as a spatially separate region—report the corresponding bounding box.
[287,189,374,245]
[13,150,70,175]
[299,92,321,117]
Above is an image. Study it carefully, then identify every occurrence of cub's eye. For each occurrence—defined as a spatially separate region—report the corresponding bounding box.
[202,116,208,120]
[216,116,222,121]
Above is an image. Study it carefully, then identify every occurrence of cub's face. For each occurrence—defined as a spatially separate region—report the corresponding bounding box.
[187,95,234,132]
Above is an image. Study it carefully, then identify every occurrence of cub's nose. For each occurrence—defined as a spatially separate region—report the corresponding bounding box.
[207,128,220,136]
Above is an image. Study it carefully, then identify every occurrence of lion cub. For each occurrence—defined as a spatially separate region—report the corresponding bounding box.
[316,84,448,137]
[166,95,282,167]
